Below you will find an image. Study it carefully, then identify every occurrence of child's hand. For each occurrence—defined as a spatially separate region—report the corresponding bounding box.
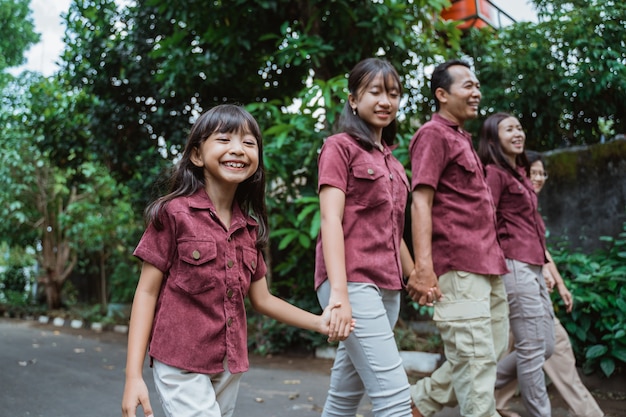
[322,301,355,342]
[121,377,153,417]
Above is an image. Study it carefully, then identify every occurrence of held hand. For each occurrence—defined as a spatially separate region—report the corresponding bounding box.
[406,267,442,306]
[121,377,153,417]
[557,284,574,313]
[321,303,355,342]
[324,293,353,342]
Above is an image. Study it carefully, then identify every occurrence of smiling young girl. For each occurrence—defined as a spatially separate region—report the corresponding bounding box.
[315,58,415,417]
[478,112,555,417]
[121,104,353,417]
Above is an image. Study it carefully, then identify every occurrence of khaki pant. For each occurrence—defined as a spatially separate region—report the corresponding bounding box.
[495,317,604,417]
[410,271,509,417]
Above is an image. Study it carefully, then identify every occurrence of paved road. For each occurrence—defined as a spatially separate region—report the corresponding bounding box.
[1,318,624,417]
[0,318,371,417]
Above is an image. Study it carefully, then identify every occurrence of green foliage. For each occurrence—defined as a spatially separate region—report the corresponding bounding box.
[550,220,626,377]
[107,258,140,303]
[0,75,142,309]
[468,0,626,149]
[0,0,40,74]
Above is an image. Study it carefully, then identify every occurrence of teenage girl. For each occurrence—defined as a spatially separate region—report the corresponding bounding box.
[315,58,415,417]
[478,112,555,417]
[121,104,353,417]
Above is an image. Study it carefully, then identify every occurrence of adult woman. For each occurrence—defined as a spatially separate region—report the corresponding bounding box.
[495,151,605,417]
[478,112,555,417]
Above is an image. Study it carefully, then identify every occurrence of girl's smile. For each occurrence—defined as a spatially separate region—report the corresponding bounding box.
[192,131,259,188]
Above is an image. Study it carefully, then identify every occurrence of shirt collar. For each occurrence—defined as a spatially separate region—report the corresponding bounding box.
[188,189,258,228]
[432,113,471,138]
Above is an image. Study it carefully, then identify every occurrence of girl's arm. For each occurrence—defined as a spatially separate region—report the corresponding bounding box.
[249,277,353,341]
[121,262,164,417]
[318,185,353,341]
[400,239,415,279]
[407,186,441,305]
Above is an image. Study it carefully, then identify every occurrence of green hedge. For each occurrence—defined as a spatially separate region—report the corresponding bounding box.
[550,219,626,377]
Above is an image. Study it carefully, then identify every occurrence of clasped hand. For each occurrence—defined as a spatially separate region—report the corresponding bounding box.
[322,300,355,342]
[406,268,443,306]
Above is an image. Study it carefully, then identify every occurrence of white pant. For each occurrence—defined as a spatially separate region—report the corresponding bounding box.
[153,358,242,417]
[317,281,412,417]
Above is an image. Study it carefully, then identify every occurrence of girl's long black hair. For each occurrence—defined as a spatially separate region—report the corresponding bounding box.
[477,112,529,181]
[338,58,402,150]
[145,104,268,248]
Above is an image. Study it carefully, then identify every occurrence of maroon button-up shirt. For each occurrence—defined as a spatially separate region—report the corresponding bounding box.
[314,132,410,290]
[409,114,508,277]
[133,189,266,374]
[485,165,547,266]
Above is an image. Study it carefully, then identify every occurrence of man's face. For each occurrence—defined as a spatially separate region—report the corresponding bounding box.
[437,65,481,126]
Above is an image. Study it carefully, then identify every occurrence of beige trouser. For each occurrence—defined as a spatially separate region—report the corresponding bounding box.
[153,358,243,417]
[410,271,509,417]
[495,317,604,417]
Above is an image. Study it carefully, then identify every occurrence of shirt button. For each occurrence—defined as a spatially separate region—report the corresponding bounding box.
[367,168,374,175]
[227,288,234,298]
[389,174,394,180]
[192,250,200,260]
[251,261,256,268]
[227,260,234,268]
[227,318,233,326]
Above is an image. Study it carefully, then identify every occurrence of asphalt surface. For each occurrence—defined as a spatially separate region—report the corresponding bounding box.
[1,318,624,417]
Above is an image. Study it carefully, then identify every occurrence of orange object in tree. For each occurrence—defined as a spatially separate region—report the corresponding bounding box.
[441,0,494,29]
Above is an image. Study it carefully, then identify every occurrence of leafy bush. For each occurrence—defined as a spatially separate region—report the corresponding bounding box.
[550,220,626,377]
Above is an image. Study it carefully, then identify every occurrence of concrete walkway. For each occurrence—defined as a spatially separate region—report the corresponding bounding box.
[1,318,624,417]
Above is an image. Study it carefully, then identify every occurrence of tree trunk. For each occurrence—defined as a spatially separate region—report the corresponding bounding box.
[39,269,62,310]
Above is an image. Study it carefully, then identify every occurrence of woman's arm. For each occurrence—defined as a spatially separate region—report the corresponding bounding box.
[545,249,573,313]
[121,262,164,417]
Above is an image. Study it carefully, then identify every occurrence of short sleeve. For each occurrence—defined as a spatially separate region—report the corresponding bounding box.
[409,125,448,191]
[317,135,350,193]
[133,210,176,273]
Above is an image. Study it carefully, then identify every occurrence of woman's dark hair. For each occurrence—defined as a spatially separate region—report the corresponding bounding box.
[525,150,543,178]
[525,150,542,165]
[477,112,529,181]
[338,58,402,149]
[431,59,471,111]
[145,104,268,247]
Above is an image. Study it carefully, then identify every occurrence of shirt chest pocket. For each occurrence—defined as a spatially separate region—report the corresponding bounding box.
[451,154,479,188]
[175,239,218,294]
[350,164,388,207]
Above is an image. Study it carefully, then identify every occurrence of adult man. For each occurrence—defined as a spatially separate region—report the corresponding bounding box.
[407,59,509,417]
